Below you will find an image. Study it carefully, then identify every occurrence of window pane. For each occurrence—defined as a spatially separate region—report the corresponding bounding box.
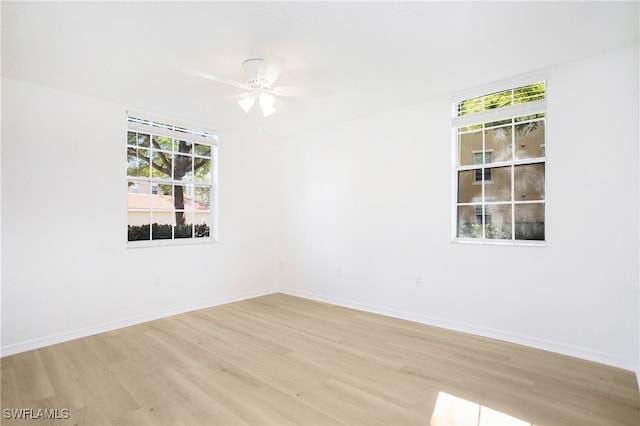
[174,155,193,181]
[195,214,211,238]
[458,131,482,166]
[158,184,172,197]
[484,126,512,163]
[151,184,173,210]
[175,140,193,154]
[485,204,512,239]
[484,90,512,110]
[151,212,173,240]
[194,186,210,210]
[457,205,482,238]
[175,184,194,211]
[485,118,512,128]
[174,224,193,238]
[194,143,212,157]
[151,151,173,179]
[127,181,150,209]
[515,203,545,240]
[459,124,483,133]
[515,121,545,160]
[137,133,150,147]
[458,97,483,116]
[515,164,545,200]
[484,166,511,202]
[458,170,481,203]
[127,148,150,177]
[127,132,151,148]
[514,82,546,103]
[128,211,150,241]
[194,158,212,183]
[152,135,173,151]
[175,211,194,239]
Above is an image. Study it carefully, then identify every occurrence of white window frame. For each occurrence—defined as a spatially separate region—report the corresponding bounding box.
[126,112,219,247]
[452,79,547,246]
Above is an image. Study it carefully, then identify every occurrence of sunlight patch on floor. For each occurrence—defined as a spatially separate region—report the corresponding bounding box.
[430,391,533,426]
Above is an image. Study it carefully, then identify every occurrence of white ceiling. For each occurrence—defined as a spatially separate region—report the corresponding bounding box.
[2,1,638,138]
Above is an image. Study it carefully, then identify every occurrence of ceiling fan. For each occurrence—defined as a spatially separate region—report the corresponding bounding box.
[190,56,333,117]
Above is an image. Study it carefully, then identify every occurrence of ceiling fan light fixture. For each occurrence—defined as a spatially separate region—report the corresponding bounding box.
[192,55,332,119]
[259,92,276,117]
[238,95,255,113]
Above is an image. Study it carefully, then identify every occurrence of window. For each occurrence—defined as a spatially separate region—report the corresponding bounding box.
[126,114,218,245]
[473,151,492,182]
[475,204,491,224]
[453,81,546,243]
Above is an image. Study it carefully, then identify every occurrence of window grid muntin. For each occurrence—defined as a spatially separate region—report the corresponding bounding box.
[127,118,217,245]
[455,106,545,242]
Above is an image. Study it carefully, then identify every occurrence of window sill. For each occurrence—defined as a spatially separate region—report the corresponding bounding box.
[127,237,217,248]
[452,238,546,247]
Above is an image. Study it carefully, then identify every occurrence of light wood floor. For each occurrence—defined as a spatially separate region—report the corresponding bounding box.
[1,293,639,425]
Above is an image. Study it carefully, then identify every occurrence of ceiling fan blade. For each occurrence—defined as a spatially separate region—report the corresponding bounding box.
[270,86,334,98]
[257,56,285,87]
[187,69,252,90]
[228,92,253,102]
[238,94,256,113]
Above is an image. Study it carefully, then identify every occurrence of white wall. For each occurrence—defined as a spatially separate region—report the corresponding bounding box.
[2,44,638,376]
[279,44,640,372]
[1,78,281,354]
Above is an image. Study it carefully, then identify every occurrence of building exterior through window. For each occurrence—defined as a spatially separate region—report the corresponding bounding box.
[453,82,546,243]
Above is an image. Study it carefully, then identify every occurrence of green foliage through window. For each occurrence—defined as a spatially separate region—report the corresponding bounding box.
[457,82,546,117]
[128,224,211,241]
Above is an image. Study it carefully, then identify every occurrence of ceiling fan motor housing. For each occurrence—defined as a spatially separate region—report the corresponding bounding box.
[242,58,267,88]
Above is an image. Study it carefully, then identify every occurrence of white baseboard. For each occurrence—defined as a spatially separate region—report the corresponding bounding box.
[280,287,639,375]
[4,285,638,391]
[1,287,279,357]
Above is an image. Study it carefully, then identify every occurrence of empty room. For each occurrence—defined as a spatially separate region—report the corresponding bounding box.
[1,1,639,425]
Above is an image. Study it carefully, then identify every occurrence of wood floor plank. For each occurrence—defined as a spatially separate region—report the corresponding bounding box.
[1,293,639,425]
[248,384,343,425]
[107,359,198,425]
[0,365,22,409]
[62,338,140,423]
[38,344,93,411]
[9,349,55,405]
[144,365,248,425]
[296,382,368,424]
[83,332,128,366]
